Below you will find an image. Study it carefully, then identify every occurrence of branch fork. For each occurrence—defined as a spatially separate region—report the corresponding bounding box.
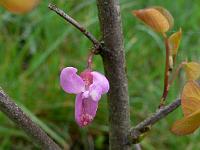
[48,3,182,148]
[0,3,183,150]
[128,99,181,144]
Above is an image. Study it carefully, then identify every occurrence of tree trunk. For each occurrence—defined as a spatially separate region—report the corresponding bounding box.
[96,1,131,150]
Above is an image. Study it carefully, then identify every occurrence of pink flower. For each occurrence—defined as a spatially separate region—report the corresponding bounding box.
[60,67,109,127]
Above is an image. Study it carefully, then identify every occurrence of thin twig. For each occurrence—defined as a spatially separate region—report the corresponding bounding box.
[160,36,170,107]
[48,3,102,51]
[0,87,62,150]
[128,99,181,144]
[168,62,186,86]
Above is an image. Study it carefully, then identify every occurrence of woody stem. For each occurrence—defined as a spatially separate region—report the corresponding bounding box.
[160,35,170,107]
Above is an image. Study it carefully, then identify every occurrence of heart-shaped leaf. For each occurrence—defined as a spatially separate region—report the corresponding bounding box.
[0,0,39,14]
[133,7,174,33]
[171,81,200,135]
[183,62,200,80]
[171,109,200,135]
[181,81,200,116]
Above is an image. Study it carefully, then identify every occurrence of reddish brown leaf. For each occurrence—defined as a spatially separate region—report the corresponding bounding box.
[171,81,200,135]
[133,7,174,33]
[181,81,200,116]
[0,0,39,14]
[169,28,182,62]
[171,109,200,135]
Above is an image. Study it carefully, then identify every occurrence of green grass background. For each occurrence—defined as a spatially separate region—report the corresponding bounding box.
[0,0,200,149]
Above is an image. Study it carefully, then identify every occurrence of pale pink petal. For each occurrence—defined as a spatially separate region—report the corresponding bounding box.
[75,94,82,125]
[91,71,109,94]
[89,84,102,101]
[82,91,90,99]
[75,93,98,127]
[60,67,85,94]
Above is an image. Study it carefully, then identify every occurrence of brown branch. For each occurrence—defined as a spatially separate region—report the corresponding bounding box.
[48,3,102,51]
[0,87,61,150]
[128,99,181,144]
[97,1,131,150]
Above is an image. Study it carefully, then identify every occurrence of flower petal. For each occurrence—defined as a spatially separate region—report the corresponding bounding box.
[80,69,93,87]
[89,84,102,101]
[75,94,82,126]
[75,93,98,127]
[91,71,109,94]
[60,67,85,94]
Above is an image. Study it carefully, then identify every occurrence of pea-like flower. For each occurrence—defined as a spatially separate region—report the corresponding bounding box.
[60,67,109,127]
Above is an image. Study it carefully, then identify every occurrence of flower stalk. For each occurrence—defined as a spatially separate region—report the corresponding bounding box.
[87,51,95,70]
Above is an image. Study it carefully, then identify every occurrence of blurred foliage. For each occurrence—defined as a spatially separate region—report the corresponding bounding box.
[0,0,200,149]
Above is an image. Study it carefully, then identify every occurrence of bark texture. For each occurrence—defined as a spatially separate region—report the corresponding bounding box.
[96,1,131,150]
[0,87,61,150]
